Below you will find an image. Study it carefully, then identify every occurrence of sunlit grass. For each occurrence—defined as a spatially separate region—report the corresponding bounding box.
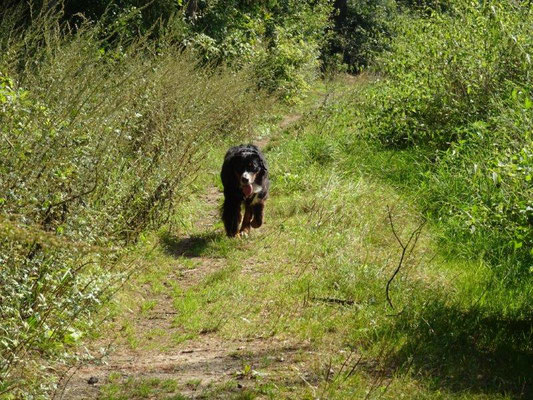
[87,75,531,399]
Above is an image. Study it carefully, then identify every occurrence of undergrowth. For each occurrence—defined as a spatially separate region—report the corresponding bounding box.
[0,7,266,397]
[358,0,532,275]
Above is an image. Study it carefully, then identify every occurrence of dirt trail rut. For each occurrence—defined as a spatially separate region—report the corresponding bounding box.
[57,115,306,399]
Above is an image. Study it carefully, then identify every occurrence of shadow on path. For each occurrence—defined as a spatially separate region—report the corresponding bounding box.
[159,231,222,258]
[383,299,533,399]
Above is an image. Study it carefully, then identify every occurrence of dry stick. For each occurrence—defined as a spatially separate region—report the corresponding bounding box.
[343,354,364,382]
[54,358,85,400]
[325,357,333,383]
[385,206,426,310]
[336,348,356,381]
[320,347,359,398]
[311,296,355,306]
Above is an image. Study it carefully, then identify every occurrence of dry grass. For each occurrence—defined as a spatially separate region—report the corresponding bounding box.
[0,7,268,397]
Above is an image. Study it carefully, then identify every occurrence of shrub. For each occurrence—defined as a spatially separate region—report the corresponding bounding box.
[5,1,333,101]
[0,8,265,396]
[426,101,533,273]
[324,0,396,73]
[184,0,333,100]
[351,0,533,270]
[368,1,533,147]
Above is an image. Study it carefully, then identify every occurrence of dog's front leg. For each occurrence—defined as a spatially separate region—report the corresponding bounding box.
[240,205,253,236]
[222,198,241,237]
[250,201,265,228]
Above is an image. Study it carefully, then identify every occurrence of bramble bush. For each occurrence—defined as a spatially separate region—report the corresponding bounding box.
[0,6,266,397]
[353,0,532,274]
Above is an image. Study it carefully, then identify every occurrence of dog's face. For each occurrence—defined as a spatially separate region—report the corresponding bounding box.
[234,154,263,197]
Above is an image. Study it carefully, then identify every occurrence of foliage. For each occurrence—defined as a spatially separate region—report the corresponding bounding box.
[324,0,396,73]
[322,0,453,73]
[0,7,265,397]
[365,1,531,146]
[348,0,532,271]
[185,0,333,100]
[2,0,532,398]
[10,1,334,101]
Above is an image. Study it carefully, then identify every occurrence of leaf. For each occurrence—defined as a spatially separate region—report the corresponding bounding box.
[491,171,498,185]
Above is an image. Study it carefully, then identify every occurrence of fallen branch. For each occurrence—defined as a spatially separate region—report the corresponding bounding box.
[311,296,356,306]
[385,206,426,310]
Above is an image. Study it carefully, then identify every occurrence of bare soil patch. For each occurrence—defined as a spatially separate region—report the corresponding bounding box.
[56,114,311,400]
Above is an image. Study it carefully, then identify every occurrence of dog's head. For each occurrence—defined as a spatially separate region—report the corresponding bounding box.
[233,148,267,198]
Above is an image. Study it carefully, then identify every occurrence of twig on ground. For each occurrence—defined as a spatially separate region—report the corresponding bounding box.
[385,206,426,310]
[311,296,356,306]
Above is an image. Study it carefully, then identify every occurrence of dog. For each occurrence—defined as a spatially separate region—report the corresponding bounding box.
[220,144,269,237]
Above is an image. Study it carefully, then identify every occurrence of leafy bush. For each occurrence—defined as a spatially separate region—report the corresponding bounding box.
[351,0,532,270]
[0,8,265,397]
[367,1,533,146]
[184,0,333,100]
[426,103,533,272]
[6,1,333,101]
[324,0,396,73]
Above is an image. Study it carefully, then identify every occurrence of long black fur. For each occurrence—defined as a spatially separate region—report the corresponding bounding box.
[220,144,269,237]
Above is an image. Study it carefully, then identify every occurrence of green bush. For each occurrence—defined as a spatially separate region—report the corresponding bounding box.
[426,103,532,272]
[368,1,533,146]
[351,0,532,270]
[184,0,333,100]
[0,8,265,396]
[324,0,396,73]
[5,1,333,101]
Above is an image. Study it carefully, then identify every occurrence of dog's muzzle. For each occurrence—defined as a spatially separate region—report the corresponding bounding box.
[241,172,254,197]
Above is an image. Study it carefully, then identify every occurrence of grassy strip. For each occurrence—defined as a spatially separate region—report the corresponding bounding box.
[93,77,531,399]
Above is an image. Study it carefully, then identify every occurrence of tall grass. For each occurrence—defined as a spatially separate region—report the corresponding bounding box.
[347,0,532,282]
[0,5,267,397]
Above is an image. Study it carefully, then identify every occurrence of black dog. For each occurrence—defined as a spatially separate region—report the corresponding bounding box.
[221,144,269,237]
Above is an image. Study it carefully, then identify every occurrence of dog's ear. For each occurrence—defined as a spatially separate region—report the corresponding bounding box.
[259,157,268,173]
[256,156,268,182]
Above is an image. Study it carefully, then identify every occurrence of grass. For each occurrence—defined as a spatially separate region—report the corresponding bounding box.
[0,6,270,394]
[78,76,531,400]
[99,374,185,399]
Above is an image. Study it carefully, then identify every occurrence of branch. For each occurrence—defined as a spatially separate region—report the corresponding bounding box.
[385,206,426,310]
[311,296,355,306]
[48,170,99,209]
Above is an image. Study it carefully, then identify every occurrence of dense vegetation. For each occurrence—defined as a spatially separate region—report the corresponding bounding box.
[0,3,267,395]
[0,0,531,398]
[349,0,532,301]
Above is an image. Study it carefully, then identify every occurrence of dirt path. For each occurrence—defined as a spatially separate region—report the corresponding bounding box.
[52,73,533,400]
[57,113,307,400]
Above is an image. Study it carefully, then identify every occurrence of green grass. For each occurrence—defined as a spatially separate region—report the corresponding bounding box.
[87,76,531,400]
[99,375,185,400]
